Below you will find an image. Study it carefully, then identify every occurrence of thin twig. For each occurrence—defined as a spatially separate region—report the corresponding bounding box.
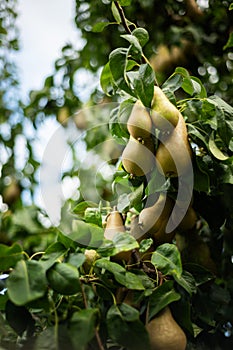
[95,328,105,350]
[114,1,131,34]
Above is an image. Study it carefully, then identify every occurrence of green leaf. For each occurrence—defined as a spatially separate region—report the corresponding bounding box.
[118,0,132,5]
[107,304,150,350]
[109,48,131,95]
[132,63,155,107]
[67,252,86,268]
[139,238,153,253]
[92,21,113,33]
[121,34,142,56]
[132,28,149,47]
[209,132,229,160]
[46,262,81,295]
[0,243,23,270]
[100,62,116,96]
[68,308,98,350]
[7,260,47,305]
[151,243,182,278]
[110,232,139,255]
[70,220,104,249]
[190,76,207,98]
[230,3,233,10]
[111,2,121,23]
[84,207,102,227]
[148,280,181,320]
[184,263,215,286]
[40,242,68,270]
[72,201,98,216]
[174,270,197,295]
[95,258,144,290]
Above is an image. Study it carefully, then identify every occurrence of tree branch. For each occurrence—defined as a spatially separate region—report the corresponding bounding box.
[114,1,131,34]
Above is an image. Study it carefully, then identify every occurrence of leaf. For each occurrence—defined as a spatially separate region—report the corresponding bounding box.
[110,232,139,255]
[46,262,81,295]
[107,304,150,350]
[148,280,181,320]
[70,220,104,249]
[68,308,98,350]
[184,263,215,286]
[100,62,116,96]
[84,208,102,227]
[95,258,144,290]
[173,270,197,295]
[132,28,149,47]
[5,300,35,336]
[139,238,154,253]
[72,201,98,216]
[118,0,132,5]
[111,2,121,23]
[92,21,113,33]
[40,242,68,270]
[0,243,23,270]
[7,260,47,305]
[121,34,142,56]
[151,243,182,278]
[109,48,131,95]
[132,63,155,107]
[209,132,229,160]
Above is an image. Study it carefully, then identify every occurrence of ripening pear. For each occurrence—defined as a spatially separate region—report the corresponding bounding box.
[146,306,187,350]
[127,100,153,141]
[151,86,179,132]
[104,209,131,263]
[122,136,155,177]
[155,113,192,177]
[83,249,99,273]
[138,193,176,245]
[175,206,197,233]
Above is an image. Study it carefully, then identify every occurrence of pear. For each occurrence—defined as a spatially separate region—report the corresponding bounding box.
[104,209,131,263]
[127,100,153,141]
[151,86,179,132]
[138,193,176,245]
[155,113,192,177]
[83,249,99,273]
[175,206,197,233]
[122,135,155,177]
[146,306,187,350]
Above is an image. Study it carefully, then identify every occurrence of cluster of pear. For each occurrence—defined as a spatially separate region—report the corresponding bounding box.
[122,86,192,178]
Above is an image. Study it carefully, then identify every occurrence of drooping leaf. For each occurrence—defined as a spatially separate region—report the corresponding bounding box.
[109,48,132,95]
[173,270,197,295]
[70,220,104,249]
[72,201,98,216]
[107,303,150,350]
[40,242,68,270]
[208,132,229,161]
[46,262,81,295]
[148,280,181,320]
[92,21,113,33]
[68,308,98,350]
[0,243,23,270]
[132,28,149,47]
[151,243,182,278]
[7,260,47,305]
[100,62,116,96]
[131,63,155,107]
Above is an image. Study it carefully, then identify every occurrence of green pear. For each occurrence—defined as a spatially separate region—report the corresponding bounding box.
[122,135,155,177]
[155,113,192,177]
[151,86,179,131]
[104,209,131,263]
[146,306,187,350]
[127,100,153,141]
[138,193,176,245]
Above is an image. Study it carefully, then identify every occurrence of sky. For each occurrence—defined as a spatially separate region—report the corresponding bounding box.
[15,0,83,224]
[16,0,80,99]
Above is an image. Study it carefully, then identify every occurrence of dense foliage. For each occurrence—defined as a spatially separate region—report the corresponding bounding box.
[0,0,233,349]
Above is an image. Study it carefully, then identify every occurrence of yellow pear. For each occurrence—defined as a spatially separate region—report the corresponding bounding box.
[151,86,179,131]
[83,249,99,273]
[146,306,187,350]
[175,206,197,233]
[138,193,176,245]
[122,135,155,177]
[127,100,153,141]
[155,113,192,177]
[104,209,131,263]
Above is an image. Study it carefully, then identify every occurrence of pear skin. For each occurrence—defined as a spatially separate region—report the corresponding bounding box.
[155,113,192,177]
[122,135,155,177]
[138,193,176,245]
[151,86,179,132]
[174,206,197,233]
[146,306,187,350]
[127,100,153,141]
[104,210,131,263]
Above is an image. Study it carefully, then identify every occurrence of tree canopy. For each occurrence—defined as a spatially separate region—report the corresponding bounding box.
[0,1,233,349]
